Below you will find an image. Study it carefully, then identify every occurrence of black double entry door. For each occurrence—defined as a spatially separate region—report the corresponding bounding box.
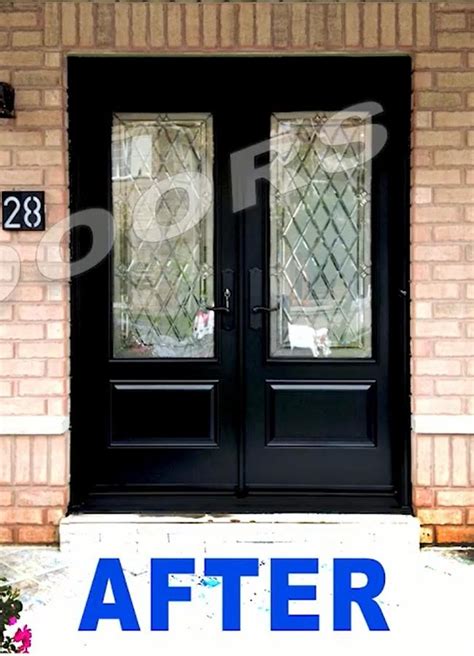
[70,56,411,513]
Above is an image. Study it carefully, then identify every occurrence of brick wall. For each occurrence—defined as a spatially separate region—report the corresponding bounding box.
[0,1,472,544]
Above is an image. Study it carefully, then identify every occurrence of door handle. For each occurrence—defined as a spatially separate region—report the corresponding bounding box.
[206,269,234,330]
[249,267,278,330]
[207,288,231,313]
[252,303,280,313]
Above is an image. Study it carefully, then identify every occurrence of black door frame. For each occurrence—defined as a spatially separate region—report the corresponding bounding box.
[69,55,412,514]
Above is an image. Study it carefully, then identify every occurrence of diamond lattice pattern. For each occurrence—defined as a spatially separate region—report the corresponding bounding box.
[112,113,214,358]
[270,112,372,358]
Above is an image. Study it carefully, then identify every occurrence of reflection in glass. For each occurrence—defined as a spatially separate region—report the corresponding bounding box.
[112,113,214,358]
[270,112,372,358]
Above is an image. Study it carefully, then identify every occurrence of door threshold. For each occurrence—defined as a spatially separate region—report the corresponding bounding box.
[60,512,420,554]
[62,512,417,525]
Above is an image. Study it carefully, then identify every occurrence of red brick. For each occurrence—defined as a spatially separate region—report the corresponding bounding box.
[0,488,13,506]
[19,379,64,396]
[273,4,289,50]
[415,130,463,147]
[380,4,395,47]
[415,282,460,300]
[416,436,432,486]
[436,379,474,396]
[414,206,463,223]
[416,397,462,414]
[16,150,63,167]
[0,527,13,544]
[415,320,461,337]
[415,169,461,185]
[220,4,235,49]
[0,360,45,377]
[17,342,65,358]
[16,304,65,321]
[62,2,77,47]
[414,487,434,508]
[96,4,114,48]
[415,3,431,48]
[412,263,431,281]
[45,2,60,47]
[203,5,218,49]
[398,4,413,46]
[47,508,65,526]
[79,3,94,47]
[16,488,65,507]
[12,30,42,48]
[345,4,360,47]
[309,4,325,49]
[0,12,38,28]
[434,188,474,204]
[435,341,474,357]
[434,112,474,128]
[0,323,43,340]
[416,53,463,69]
[327,4,343,48]
[452,436,470,486]
[32,436,48,485]
[434,225,474,242]
[291,4,306,48]
[418,92,463,109]
[0,397,44,416]
[18,526,58,544]
[49,436,68,486]
[434,437,451,486]
[16,110,62,128]
[238,3,254,48]
[0,507,42,525]
[438,490,474,506]
[434,264,474,280]
[418,508,463,525]
[413,301,432,319]
[414,245,461,261]
[415,112,432,129]
[437,32,474,49]
[437,72,474,89]
[435,150,474,166]
[414,187,432,204]
[0,170,43,185]
[0,437,12,484]
[436,526,474,544]
[436,12,466,30]
[115,4,130,48]
[434,303,474,319]
[132,4,148,49]
[167,4,183,48]
[413,377,434,396]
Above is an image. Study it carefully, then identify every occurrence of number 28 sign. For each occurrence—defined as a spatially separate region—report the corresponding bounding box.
[2,191,45,231]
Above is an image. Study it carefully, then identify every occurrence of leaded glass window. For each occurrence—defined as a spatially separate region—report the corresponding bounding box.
[269,111,372,358]
[112,113,214,358]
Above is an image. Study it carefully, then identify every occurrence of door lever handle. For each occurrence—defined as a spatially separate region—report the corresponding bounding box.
[252,303,280,313]
[207,288,231,313]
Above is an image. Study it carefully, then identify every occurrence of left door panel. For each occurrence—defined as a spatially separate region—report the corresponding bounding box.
[69,58,239,509]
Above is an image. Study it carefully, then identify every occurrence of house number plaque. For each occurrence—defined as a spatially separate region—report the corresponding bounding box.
[2,191,45,231]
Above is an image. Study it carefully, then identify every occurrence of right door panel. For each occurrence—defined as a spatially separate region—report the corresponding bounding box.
[243,56,411,510]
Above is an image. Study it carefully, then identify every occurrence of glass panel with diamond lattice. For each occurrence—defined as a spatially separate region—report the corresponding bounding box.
[270,112,372,358]
[112,113,214,358]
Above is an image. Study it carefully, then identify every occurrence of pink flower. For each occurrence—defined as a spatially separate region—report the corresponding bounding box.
[13,625,32,654]
[7,616,17,626]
